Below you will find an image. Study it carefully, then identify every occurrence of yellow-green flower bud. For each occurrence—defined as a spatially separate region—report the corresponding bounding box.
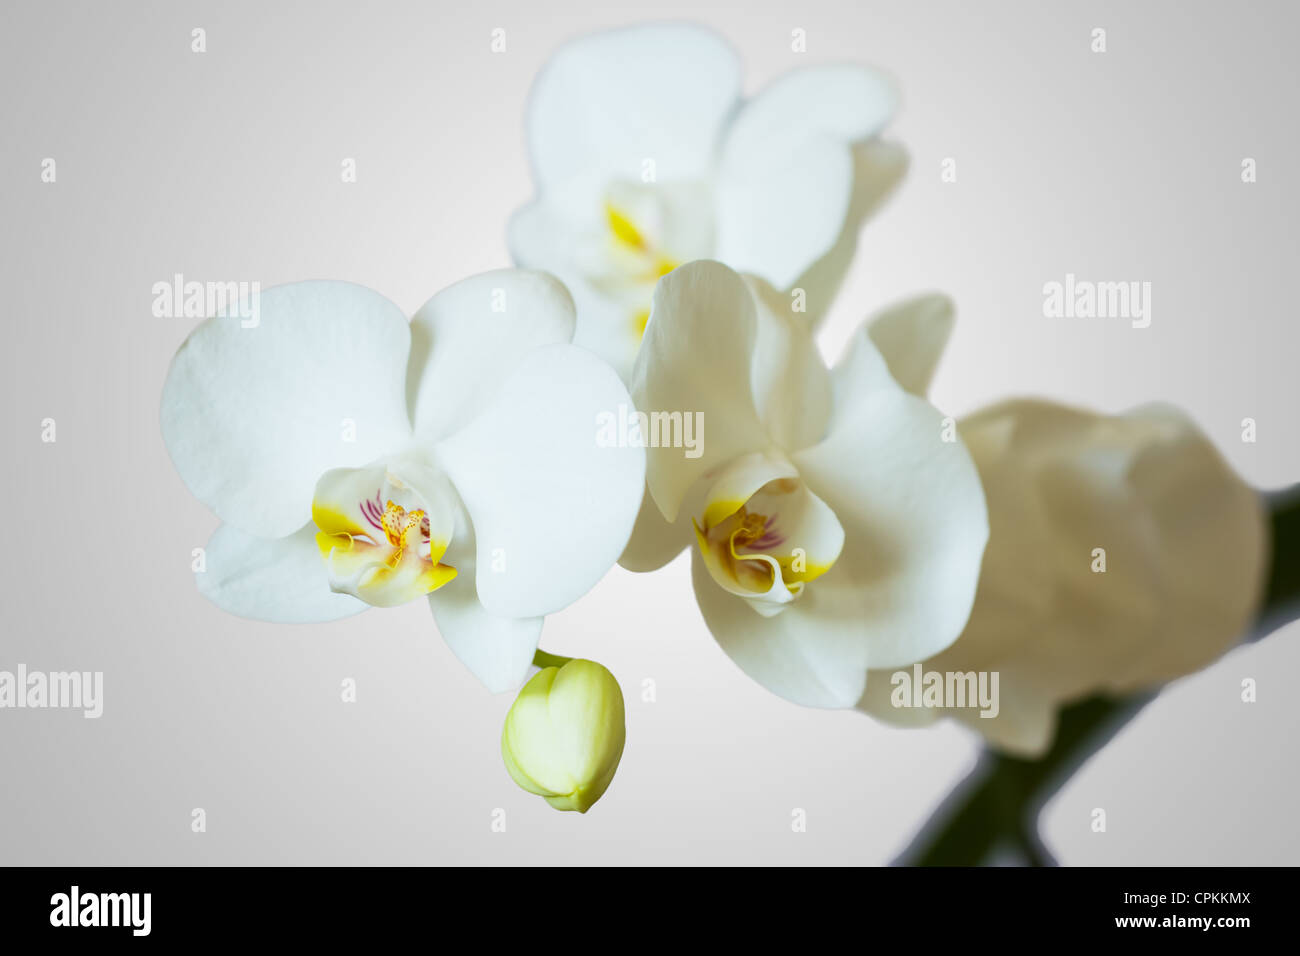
[501,658,626,813]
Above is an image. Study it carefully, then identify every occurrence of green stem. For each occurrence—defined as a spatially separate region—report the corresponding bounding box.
[896,485,1300,866]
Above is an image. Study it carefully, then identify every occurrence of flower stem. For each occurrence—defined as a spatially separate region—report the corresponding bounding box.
[894,485,1300,866]
[532,649,573,670]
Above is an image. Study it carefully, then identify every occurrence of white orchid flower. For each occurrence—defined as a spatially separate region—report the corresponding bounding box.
[856,315,1268,756]
[509,22,907,382]
[621,260,989,707]
[161,272,645,693]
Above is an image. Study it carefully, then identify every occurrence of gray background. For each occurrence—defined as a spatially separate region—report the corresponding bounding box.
[1,0,1296,865]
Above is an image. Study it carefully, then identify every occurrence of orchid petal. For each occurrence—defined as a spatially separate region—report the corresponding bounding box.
[524,23,740,207]
[720,64,898,173]
[854,670,943,729]
[428,573,543,694]
[716,65,898,290]
[631,261,771,521]
[690,547,871,707]
[791,327,988,669]
[866,293,956,398]
[434,344,645,618]
[196,523,366,624]
[715,134,855,291]
[746,277,833,452]
[508,199,655,384]
[792,139,909,327]
[408,270,576,442]
[161,282,412,538]
[941,401,1266,712]
[618,488,689,572]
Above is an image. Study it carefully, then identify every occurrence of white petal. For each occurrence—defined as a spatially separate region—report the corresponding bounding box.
[792,329,989,669]
[510,181,717,387]
[953,686,1057,758]
[408,270,576,441]
[508,200,648,384]
[434,344,645,618]
[946,400,1265,703]
[196,523,366,624]
[1117,405,1265,684]
[691,546,871,707]
[746,277,833,452]
[428,574,542,694]
[720,64,898,172]
[792,139,909,327]
[716,65,899,291]
[524,23,740,206]
[619,487,689,572]
[507,197,576,270]
[161,282,412,538]
[715,134,855,291]
[854,669,942,729]
[855,665,1057,757]
[866,293,956,398]
[631,261,771,521]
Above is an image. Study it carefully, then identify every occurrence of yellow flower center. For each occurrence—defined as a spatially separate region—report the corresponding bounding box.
[311,465,458,608]
[378,499,428,565]
[689,460,845,617]
[605,201,677,340]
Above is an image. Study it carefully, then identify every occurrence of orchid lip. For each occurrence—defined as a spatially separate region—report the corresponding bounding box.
[311,459,459,608]
[692,462,845,616]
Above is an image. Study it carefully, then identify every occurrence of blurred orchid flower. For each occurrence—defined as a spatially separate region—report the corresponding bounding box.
[856,314,1268,756]
[620,260,989,707]
[161,272,645,693]
[509,22,906,381]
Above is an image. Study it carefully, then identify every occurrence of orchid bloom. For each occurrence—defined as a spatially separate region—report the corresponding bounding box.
[509,22,907,382]
[855,315,1268,756]
[161,273,645,692]
[621,261,989,707]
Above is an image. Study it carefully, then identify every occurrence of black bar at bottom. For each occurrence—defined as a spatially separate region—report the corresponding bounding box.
[0,865,1274,941]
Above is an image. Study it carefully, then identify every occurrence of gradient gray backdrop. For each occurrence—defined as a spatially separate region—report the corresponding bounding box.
[2,0,1297,865]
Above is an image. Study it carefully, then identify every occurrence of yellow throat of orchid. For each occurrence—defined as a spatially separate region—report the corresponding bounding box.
[691,461,846,618]
[312,465,458,608]
[605,201,677,339]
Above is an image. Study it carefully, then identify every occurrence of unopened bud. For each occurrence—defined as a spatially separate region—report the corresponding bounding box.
[501,658,626,813]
